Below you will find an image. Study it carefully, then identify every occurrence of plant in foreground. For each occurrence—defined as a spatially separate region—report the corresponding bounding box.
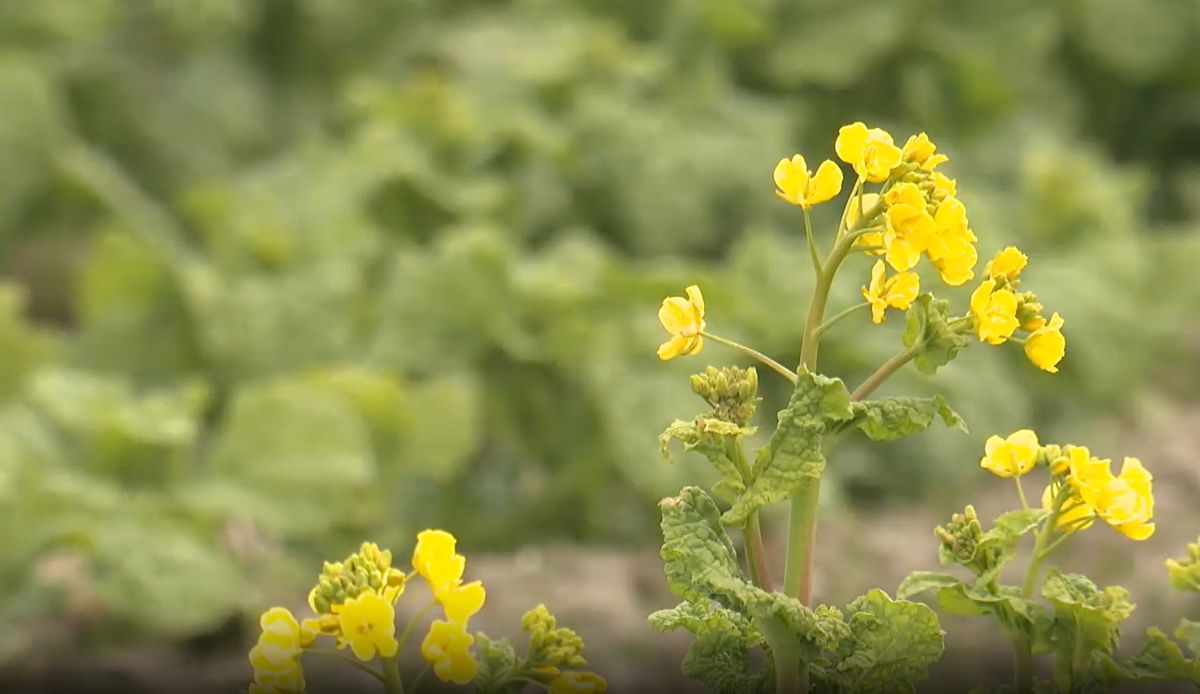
[653,123,1084,693]
[247,533,604,694]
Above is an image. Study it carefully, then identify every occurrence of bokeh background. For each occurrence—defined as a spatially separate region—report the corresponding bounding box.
[1,0,1199,690]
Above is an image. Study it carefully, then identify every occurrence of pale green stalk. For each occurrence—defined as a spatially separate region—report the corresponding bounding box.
[1014,486,1071,694]
[701,331,797,384]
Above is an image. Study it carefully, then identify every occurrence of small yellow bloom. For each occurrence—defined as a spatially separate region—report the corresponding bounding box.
[549,672,609,694]
[656,285,706,360]
[926,198,977,286]
[901,132,949,170]
[861,260,919,324]
[835,122,903,183]
[437,580,486,623]
[931,172,957,200]
[773,155,844,209]
[1041,483,1095,533]
[249,608,305,694]
[421,619,479,685]
[300,614,339,646]
[969,279,1019,345]
[335,590,399,661]
[979,429,1039,478]
[1068,452,1155,541]
[986,246,1028,280]
[413,529,466,594]
[1025,312,1065,374]
[881,183,934,272]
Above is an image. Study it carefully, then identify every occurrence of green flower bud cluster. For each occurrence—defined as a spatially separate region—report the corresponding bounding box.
[1167,537,1200,593]
[935,505,984,569]
[1015,292,1044,331]
[521,604,587,669]
[689,366,759,426]
[1037,443,1065,473]
[308,542,406,614]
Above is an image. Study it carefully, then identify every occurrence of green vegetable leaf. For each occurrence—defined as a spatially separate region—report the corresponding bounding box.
[650,601,766,694]
[903,295,971,375]
[1176,619,1200,656]
[897,572,963,600]
[934,506,1046,584]
[827,589,944,694]
[1167,537,1200,593]
[1041,570,1134,673]
[660,417,755,503]
[722,369,852,527]
[898,571,1048,643]
[847,395,967,442]
[1122,627,1200,684]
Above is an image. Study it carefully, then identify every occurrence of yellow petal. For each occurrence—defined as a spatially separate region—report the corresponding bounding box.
[835,122,869,168]
[804,159,844,207]
[684,285,705,318]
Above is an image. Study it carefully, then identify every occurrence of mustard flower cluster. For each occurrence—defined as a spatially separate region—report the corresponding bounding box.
[969,247,1066,373]
[412,529,486,684]
[980,430,1155,541]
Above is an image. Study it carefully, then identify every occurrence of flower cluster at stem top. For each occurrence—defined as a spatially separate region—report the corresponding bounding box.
[980,430,1155,541]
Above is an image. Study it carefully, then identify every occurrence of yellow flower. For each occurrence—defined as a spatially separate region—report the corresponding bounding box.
[901,132,949,170]
[861,260,919,324]
[835,122,903,183]
[300,614,339,646]
[549,672,609,694]
[437,580,486,623]
[1041,483,1095,533]
[881,183,934,272]
[1025,312,1065,374]
[1068,452,1155,541]
[925,198,977,286]
[249,608,305,694]
[970,279,1019,345]
[979,429,1039,478]
[986,246,1028,280]
[773,155,844,208]
[421,619,479,685]
[334,590,399,661]
[656,285,706,360]
[413,529,466,594]
[931,172,957,200]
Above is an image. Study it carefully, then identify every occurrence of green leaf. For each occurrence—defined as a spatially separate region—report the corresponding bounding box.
[1041,570,1134,667]
[829,589,944,694]
[900,571,1048,642]
[903,295,971,375]
[897,572,963,600]
[659,417,755,503]
[650,601,766,694]
[475,633,523,694]
[1177,618,1200,656]
[1166,537,1200,593]
[658,486,849,662]
[846,395,967,442]
[722,369,852,526]
[1123,627,1200,684]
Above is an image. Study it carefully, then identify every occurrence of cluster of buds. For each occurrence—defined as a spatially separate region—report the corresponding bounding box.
[308,542,407,614]
[934,505,999,577]
[522,604,587,673]
[689,365,759,426]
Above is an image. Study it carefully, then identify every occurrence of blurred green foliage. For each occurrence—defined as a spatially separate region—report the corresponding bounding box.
[0,0,1198,656]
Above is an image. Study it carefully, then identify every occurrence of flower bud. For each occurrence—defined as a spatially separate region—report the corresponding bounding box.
[1016,293,1044,332]
[688,366,759,426]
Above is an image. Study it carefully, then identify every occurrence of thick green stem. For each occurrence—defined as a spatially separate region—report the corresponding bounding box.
[381,655,405,694]
[701,331,797,384]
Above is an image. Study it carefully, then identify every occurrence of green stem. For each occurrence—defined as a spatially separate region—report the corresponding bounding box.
[803,208,822,274]
[701,331,797,384]
[381,654,405,694]
[1015,477,1029,510]
[729,439,772,591]
[1014,487,1069,694]
[410,664,431,694]
[813,302,870,339]
[397,599,439,656]
[849,347,920,401]
[304,649,388,685]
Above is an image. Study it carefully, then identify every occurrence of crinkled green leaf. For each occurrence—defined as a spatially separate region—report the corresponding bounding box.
[1177,619,1200,657]
[1167,537,1200,593]
[660,417,755,503]
[828,589,944,694]
[970,509,1049,584]
[897,572,964,600]
[650,601,766,694]
[475,633,523,694]
[1122,627,1200,684]
[659,486,849,663]
[1042,570,1134,666]
[903,295,971,375]
[846,395,967,442]
[900,572,1048,642]
[722,369,852,526]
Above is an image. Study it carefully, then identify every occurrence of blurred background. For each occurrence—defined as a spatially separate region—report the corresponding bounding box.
[0,0,1199,690]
